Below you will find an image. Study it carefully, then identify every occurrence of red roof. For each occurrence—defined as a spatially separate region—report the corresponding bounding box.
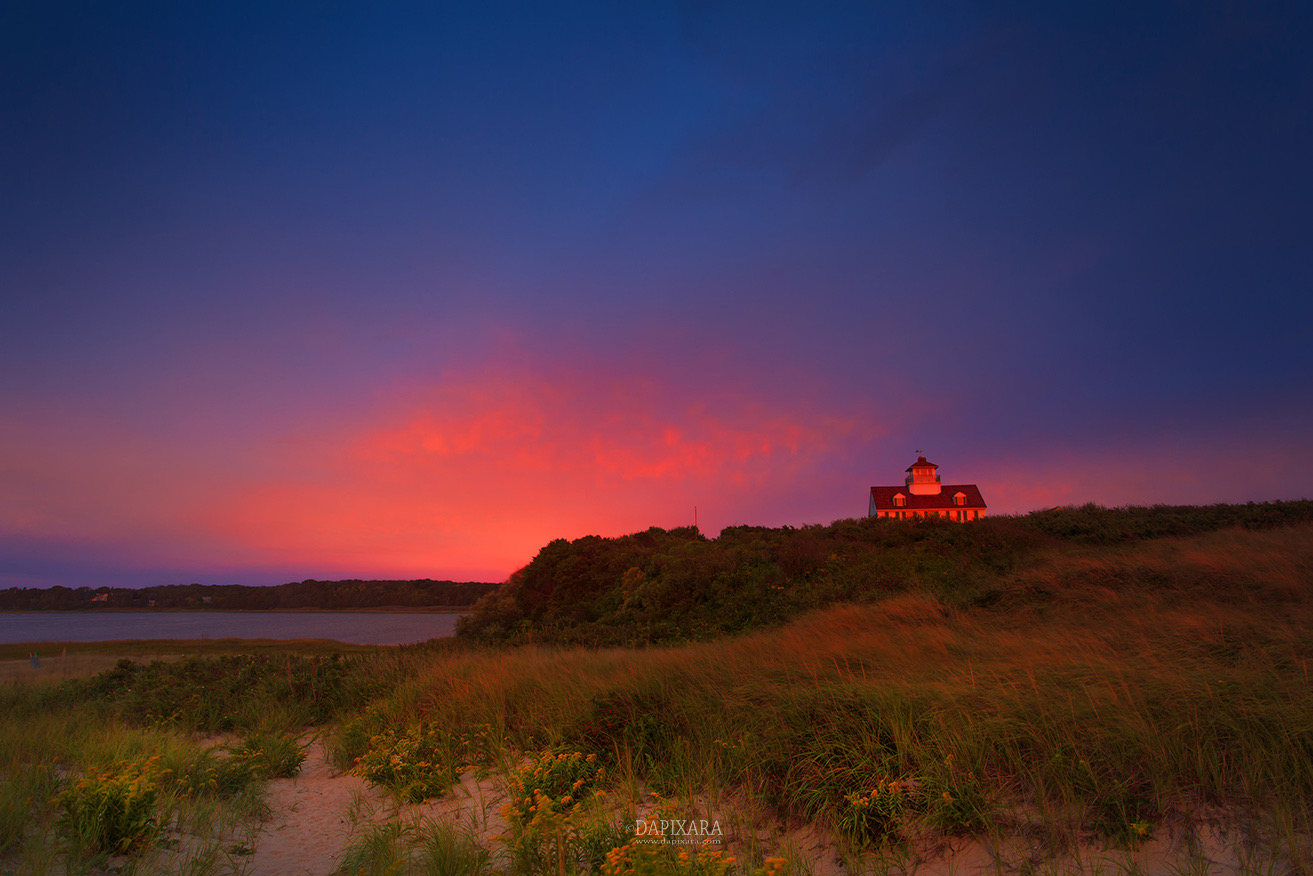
[905,455,938,471]
[869,484,987,511]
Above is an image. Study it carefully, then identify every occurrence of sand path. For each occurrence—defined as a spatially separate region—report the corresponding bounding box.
[245,741,510,876]
[233,744,1269,876]
[245,741,382,876]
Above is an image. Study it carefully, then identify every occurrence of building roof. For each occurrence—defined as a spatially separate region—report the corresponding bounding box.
[870,484,987,511]
[906,455,938,471]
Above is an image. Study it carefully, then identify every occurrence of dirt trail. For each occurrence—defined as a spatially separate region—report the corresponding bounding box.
[241,745,1270,876]
[246,742,509,876]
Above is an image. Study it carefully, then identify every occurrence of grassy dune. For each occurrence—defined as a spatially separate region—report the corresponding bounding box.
[336,524,1313,870]
[2,515,1311,873]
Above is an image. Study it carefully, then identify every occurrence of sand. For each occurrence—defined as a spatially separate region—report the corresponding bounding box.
[243,740,378,876]
[36,741,1288,875]
[240,741,509,876]
[229,743,1285,876]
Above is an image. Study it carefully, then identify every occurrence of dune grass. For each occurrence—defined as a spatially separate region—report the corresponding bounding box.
[0,653,333,874]
[331,524,1313,871]
[2,520,1311,873]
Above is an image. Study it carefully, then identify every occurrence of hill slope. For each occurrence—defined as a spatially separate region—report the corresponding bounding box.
[457,501,1313,644]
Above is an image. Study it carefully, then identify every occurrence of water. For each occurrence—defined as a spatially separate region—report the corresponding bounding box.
[0,611,464,646]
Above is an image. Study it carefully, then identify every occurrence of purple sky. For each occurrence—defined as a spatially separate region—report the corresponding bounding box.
[3,2,1311,589]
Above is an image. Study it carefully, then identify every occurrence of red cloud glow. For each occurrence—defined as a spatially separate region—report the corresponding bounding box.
[203,366,862,579]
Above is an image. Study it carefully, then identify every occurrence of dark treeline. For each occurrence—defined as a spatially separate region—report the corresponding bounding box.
[457,499,1313,646]
[0,579,500,612]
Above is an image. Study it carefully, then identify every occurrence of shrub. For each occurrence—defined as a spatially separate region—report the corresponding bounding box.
[837,779,908,846]
[353,723,461,803]
[58,654,362,733]
[500,747,608,874]
[916,753,990,835]
[224,732,307,779]
[57,760,161,856]
[503,748,606,826]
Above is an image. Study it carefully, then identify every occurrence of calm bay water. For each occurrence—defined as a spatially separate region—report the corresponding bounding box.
[0,611,464,646]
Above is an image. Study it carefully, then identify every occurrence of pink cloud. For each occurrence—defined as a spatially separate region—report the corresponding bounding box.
[12,346,1300,589]
[202,363,863,579]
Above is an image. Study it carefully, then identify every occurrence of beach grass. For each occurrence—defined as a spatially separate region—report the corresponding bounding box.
[2,520,1311,873]
[328,523,1313,871]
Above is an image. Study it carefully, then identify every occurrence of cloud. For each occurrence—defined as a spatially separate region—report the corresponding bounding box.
[203,363,863,579]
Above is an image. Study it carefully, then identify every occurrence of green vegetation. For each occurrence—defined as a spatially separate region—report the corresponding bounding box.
[57,761,162,857]
[331,818,495,876]
[2,503,1311,873]
[351,722,466,803]
[0,637,379,662]
[457,499,1313,645]
[340,524,1313,871]
[0,652,369,872]
[499,749,615,875]
[25,653,370,733]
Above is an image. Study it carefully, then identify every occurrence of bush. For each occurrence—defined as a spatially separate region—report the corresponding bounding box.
[57,761,161,856]
[224,732,307,779]
[500,747,608,874]
[353,723,461,802]
[55,653,363,733]
[503,748,605,826]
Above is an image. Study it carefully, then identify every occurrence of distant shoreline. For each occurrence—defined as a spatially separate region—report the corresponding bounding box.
[0,579,499,613]
[0,606,473,614]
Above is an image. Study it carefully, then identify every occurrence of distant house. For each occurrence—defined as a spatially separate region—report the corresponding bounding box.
[869,456,987,521]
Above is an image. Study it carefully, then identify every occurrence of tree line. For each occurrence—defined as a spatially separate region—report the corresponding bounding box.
[0,579,500,612]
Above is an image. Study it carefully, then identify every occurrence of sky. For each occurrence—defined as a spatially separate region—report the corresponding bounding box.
[3,2,1311,589]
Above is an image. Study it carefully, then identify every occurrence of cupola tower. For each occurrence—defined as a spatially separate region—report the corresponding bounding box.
[905,455,942,495]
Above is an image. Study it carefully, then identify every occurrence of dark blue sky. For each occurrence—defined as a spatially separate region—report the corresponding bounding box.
[3,2,1311,588]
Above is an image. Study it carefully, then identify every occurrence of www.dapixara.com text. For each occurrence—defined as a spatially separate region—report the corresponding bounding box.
[624,818,724,844]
